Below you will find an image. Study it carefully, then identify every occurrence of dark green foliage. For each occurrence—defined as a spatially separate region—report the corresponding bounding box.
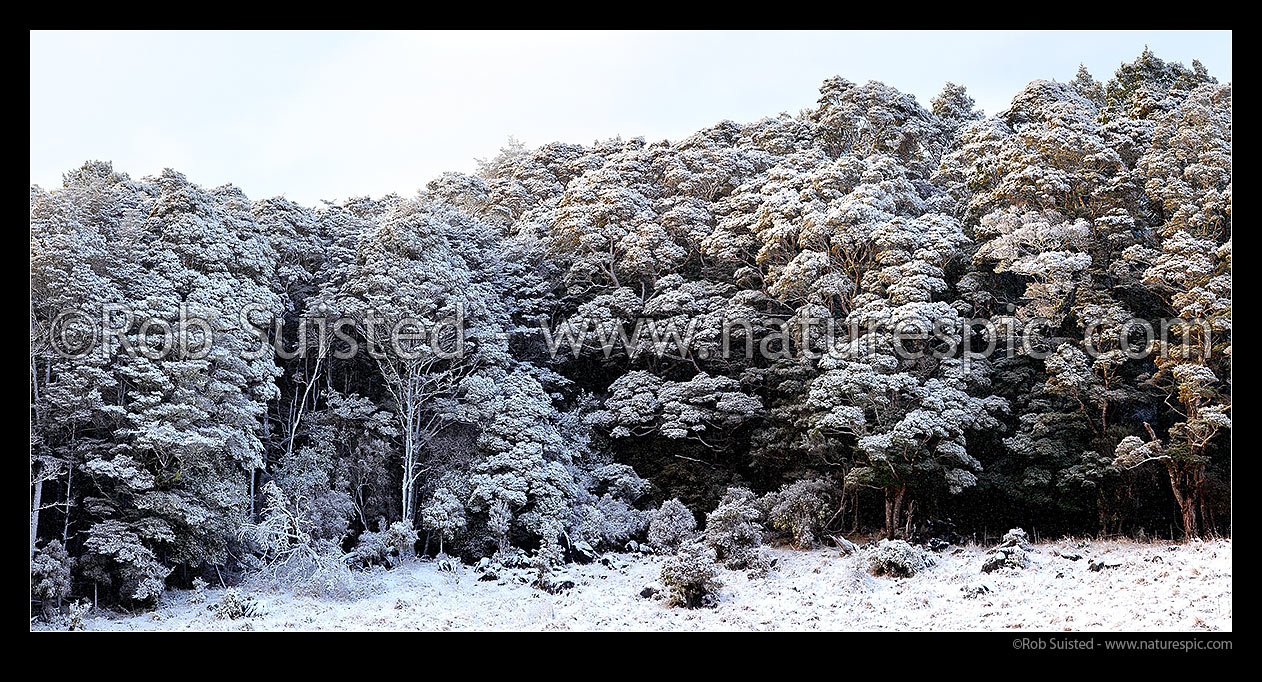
[29,51,1231,612]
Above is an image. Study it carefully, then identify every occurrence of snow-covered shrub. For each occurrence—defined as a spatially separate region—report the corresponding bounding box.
[346,527,391,568]
[346,521,417,569]
[570,495,648,551]
[214,588,265,620]
[436,556,458,573]
[660,541,723,608]
[493,546,531,569]
[238,482,357,597]
[741,546,777,578]
[267,539,356,598]
[532,534,567,587]
[982,546,1030,573]
[597,494,650,547]
[981,527,1033,573]
[704,487,766,570]
[31,540,72,619]
[67,600,90,631]
[383,520,419,559]
[189,577,209,604]
[1001,528,1032,549]
[761,479,835,548]
[868,539,936,578]
[648,498,697,552]
[487,499,513,554]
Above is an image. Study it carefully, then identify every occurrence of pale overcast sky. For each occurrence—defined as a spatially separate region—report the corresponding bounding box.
[30,30,1231,206]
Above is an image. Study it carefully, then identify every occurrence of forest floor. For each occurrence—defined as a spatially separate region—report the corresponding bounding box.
[47,537,1231,631]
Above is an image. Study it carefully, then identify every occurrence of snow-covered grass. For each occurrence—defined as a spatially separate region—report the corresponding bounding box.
[45,537,1231,631]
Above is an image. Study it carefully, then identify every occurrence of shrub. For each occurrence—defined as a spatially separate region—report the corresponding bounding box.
[980,527,1032,573]
[981,546,1030,573]
[487,499,513,554]
[569,494,649,551]
[660,542,723,608]
[868,539,936,578]
[383,521,419,558]
[348,520,418,569]
[762,479,835,548]
[214,588,265,620]
[704,487,765,570]
[190,577,209,604]
[346,529,390,568]
[67,600,90,631]
[741,546,776,578]
[238,483,359,597]
[31,540,72,619]
[254,539,356,599]
[1001,528,1031,549]
[648,498,697,552]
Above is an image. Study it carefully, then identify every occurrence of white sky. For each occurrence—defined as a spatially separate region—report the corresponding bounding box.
[30,30,1231,206]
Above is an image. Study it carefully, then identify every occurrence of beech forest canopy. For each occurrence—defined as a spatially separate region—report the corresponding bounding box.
[30,49,1230,608]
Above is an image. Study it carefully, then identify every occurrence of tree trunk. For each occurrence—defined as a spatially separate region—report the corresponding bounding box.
[62,462,73,546]
[30,477,43,561]
[883,490,893,538]
[402,404,415,524]
[884,485,908,539]
[892,485,906,538]
[1168,463,1204,539]
[904,499,916,539]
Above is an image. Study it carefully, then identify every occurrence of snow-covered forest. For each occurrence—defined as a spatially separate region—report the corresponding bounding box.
[30,49,1230,627]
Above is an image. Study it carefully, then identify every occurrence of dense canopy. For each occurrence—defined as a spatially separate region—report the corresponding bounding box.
[30,50,1230,610]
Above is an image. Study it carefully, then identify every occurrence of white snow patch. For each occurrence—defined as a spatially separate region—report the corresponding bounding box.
[44,538,1231,631]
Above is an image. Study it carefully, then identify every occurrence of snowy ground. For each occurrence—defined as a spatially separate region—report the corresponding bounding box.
[48,538,1231,631]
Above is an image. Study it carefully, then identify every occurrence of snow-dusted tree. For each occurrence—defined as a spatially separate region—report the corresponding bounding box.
[1070,65,1106,109]
[30,162,147,568]
[31,165,285,604]
[593,371,762,447]
[1113,82,1231,538]
[810,78,944,176]
[808,209,1007,536]
[324,197,510,525]
[1105,48,1217,122]
[421,488,467,555]
[550,138,683,293]
[465,369,577,560]
[931,82,984,143]
[102,172,282,581]
[934,59,1206,532]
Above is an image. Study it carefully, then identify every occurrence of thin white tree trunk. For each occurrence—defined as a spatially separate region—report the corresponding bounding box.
[30,477,43,562]
[62,463,72,545]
